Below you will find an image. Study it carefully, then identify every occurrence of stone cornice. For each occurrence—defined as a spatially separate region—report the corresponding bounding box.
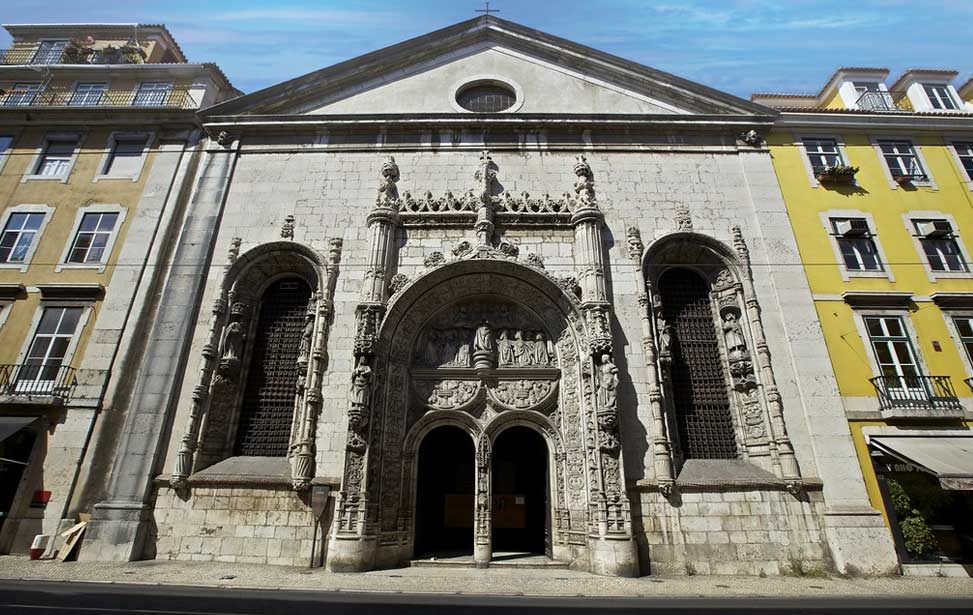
[777,111,973,134]
[842,290,914,309]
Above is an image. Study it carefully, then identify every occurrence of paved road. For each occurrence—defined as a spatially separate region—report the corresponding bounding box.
[2,579,971,614]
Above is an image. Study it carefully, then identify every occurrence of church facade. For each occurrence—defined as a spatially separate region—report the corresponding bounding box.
[81,17,899,576]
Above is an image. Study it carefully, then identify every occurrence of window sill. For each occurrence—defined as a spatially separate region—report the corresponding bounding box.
[54,262,107,274]
[0,262,30,273]
[21,174,69,184]
[844,270,892,279]
[928,270,973,281]
[92,174,140,183]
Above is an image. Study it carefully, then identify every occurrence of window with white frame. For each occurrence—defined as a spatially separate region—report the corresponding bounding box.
[133,82,172,106]
[102,137,148,178]
[33,138,78,177]
[865,316,922,390]
[18,306,82,392]
[804,138,843,174]
[830,218,882,271]
[923,85,958,110]
[69,82,107,106]
[0,212,45,263]
[0,135,12,167]
[954,142,973,181]
[912,219,967,272]
[66,212,119,264]
[952,316,973,367]
[31,40,67,64]
[879,140,926,180]
[3,82,42,107]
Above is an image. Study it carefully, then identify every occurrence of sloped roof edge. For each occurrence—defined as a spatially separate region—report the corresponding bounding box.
[203,16,773,117]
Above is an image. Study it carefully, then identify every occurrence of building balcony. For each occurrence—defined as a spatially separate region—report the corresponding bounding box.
[856,90,909,112]
[869,375,965,418]
[0,45,148,66]
[0,364,77,403]
[0,85,197,109]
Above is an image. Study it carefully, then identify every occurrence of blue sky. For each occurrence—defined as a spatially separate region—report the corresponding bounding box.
[2,0,970,98]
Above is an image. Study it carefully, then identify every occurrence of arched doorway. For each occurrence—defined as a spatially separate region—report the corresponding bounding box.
[414,425,475,557]
[491,426,549,556]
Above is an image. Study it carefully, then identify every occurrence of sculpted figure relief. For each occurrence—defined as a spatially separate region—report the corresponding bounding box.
[722,311,747,357]
[599,354,619,411]
[474,320,494,353]
[221,319,244,364]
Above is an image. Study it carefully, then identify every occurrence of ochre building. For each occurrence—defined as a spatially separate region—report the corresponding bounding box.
[755,67,973,574]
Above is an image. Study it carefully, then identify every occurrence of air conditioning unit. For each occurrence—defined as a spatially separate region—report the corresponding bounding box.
[916,220,952,238]
[834,219,870,236]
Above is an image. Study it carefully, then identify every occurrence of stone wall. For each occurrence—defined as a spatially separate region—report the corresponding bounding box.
[635,487,828,576]
[149,486,316,566]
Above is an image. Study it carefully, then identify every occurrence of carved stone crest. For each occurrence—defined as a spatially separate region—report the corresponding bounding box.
[280,214,295,239]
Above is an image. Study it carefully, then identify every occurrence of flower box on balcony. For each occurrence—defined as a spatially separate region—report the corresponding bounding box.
[816,165,859,184]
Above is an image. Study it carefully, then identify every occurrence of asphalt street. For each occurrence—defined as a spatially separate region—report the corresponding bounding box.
[1,579,971,615]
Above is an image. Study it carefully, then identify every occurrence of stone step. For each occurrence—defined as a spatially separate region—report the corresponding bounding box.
[411,553,570,570]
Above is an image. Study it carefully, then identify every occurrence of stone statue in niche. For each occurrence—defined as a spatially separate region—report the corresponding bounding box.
[599,354,618,411]
[298,312,314,363]
[722,311,747,358]
[652,294,672,366]
[473,320,495,369]
[498,330,514,365]
[348,357,372,429]
[221,320,244,363]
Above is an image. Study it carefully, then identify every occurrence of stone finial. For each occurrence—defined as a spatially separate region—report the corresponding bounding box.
[377,156,400,205]
[328,237,343,265]
[573,154,596,205]
[625,226,644,261]
[280,214,295,239]
[226,237,242,265]
[675,204,693,232]
[731,225,750,265]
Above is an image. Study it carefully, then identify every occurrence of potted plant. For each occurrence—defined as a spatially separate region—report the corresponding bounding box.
[62,37,95,64]
[816,164,859,184]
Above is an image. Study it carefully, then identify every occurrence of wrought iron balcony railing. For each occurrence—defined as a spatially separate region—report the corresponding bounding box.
[855,91,909,112]
[0,46,149,66]
[869,375,962,411]
[0,364,77,400]
[0,86,197,109]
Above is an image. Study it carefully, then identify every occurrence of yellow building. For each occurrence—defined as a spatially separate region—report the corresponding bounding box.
[0,24,237,553]
[755,68,973,574]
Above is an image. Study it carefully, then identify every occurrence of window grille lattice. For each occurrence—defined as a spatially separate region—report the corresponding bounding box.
[659,268,738,460]
[234,278,311,457]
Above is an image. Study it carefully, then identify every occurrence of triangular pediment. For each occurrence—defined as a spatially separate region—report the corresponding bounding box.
[205,17,771,118]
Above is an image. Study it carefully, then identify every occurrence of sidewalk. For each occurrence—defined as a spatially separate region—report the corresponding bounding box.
[1,556,972,597]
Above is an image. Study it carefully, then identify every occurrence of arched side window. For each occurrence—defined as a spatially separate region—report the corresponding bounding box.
[234,277,312,457]
[657,267,738,460]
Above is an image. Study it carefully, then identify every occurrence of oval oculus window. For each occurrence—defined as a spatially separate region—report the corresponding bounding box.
[456,82,516,113]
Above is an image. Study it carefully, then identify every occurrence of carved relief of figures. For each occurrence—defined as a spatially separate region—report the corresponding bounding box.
[348,357,372,432]
[414,379,479,410]
[722,309,757,390]
[573,154,596,205]
[377,156,400,205]
[489,378,557,411]
[413,299,558,369]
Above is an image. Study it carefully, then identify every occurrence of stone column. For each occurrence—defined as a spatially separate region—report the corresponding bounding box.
[290,238,343,490]
[569,155,637,577]
[626,227,675,494]
[730,226,800,482]
[169,237,241,488]
[328,157,400,572]
[82,134,240,561]
[473,433,492,568]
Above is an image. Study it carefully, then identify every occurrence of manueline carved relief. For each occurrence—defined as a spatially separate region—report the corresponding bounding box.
[413,379,480,411]
[489,378,558,411]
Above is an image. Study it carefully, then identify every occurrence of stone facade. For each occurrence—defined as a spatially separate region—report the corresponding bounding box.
[81,16,898,575]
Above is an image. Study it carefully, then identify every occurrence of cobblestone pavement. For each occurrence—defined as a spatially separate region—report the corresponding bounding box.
[1,556,971,597]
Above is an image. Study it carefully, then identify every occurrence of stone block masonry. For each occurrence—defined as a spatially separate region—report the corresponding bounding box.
[150,486,315,566]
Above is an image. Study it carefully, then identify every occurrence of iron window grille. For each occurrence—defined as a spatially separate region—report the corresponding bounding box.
[66,212,119,264]
[878,140,927,181]
[456,83,516,113]
[830,218,882,271]
[912,219,967,272]
[659,268,738,460]
[0,212,45,263]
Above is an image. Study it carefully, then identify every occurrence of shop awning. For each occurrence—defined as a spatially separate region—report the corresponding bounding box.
[871,436,973,491]
[0,416,37,445]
